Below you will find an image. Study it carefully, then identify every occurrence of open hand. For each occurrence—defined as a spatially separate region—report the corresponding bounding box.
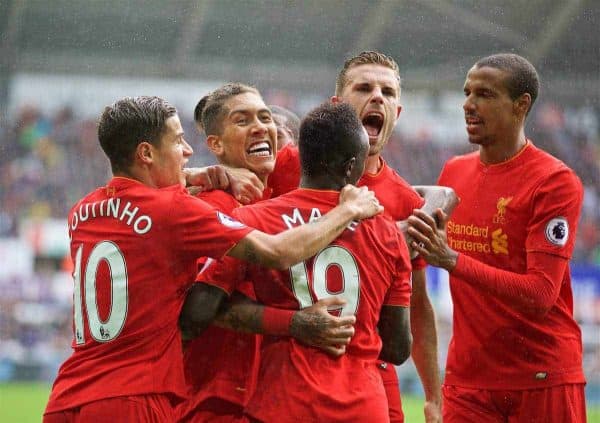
[291,296,356,357]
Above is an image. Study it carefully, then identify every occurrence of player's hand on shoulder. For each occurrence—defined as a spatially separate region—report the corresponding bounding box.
[338,185,383,220]
[290,296,356,358]
[223,166,264,205]
[184,165,230,192]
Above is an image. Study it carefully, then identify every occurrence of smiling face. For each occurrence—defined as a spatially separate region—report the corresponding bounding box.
[209,92,276,180]
[150,114,193,188]
[333,64,402,159]
[463,65,524,147]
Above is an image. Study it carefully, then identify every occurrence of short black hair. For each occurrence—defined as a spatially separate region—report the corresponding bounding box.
[299,102,364,178]
[98,96,177,174]
[197,83,259,135]
[475,53,539,114]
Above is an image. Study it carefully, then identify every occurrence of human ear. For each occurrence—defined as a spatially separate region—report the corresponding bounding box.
[345,157,356,178]
[514,93,531,117]
[137,141,154,165]
[206,135,224,155]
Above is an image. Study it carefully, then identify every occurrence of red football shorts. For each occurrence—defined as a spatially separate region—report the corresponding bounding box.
[443,383,586,423]
[43,394,175,423]
[378,360,404,423]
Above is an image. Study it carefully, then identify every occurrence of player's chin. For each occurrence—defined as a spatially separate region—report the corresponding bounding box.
[247,158,275,174]
[368,141,384,156]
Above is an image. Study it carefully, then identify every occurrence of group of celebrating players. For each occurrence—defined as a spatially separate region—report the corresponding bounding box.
[43,51,587,422]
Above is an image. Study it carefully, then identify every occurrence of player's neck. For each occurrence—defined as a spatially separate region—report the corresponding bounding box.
[364,154,382,175]
[479,129,527,165]
[300,176,344,191]
[113,168,154,187]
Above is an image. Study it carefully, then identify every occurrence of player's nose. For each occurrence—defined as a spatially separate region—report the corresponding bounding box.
[370,87,384,104]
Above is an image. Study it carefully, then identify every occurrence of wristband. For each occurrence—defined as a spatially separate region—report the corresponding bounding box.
[262,307,294,336]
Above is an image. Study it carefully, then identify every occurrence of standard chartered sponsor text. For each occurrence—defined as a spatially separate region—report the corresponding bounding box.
[447,221,491,253]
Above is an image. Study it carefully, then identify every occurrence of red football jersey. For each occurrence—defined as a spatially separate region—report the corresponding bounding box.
[199,189,413,422]
[268,143,301,198]
[45,177,252,414]
[269,147,426,269]
[439,141,585,389]
[178,189,261,420]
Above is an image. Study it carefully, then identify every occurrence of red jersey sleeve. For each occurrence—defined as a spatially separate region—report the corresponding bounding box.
[383,231,413,307]
[525,168,583,259]
[195,189,241,215]
[196,255,247,295]
[173,190,253,261]
[268,144,301,197]
[410,255,427,271]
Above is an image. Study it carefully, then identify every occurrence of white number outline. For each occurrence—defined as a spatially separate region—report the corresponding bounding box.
[290,245,360,316]
[72,241,129,344]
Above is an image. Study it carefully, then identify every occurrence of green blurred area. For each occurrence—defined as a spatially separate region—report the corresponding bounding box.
[1,383,599,422]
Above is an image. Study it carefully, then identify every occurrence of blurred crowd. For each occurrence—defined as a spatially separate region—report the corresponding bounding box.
[0,99,598,400]
[1,99,598,261]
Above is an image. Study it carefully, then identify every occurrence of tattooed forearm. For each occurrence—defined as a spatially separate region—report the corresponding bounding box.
[214,301,263,334]
[290,311,331,347]
[242,242,260,265]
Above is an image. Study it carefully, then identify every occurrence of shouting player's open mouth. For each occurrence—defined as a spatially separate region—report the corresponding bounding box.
[362,112,384,142]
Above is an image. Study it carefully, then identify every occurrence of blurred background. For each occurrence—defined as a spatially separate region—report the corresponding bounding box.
[0,0,598,417]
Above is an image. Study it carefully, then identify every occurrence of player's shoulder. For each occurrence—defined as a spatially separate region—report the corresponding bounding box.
[195,189,239,214]
[232,192,285,221]
[528,142,577,174]
[362,159,413,190]
[357,214,407,261]
[527,143,583,192]
[149,184,217,218]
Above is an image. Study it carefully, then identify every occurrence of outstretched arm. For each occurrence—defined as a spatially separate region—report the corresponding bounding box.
[215,293,356,357]
[378,305,411,365]
[410,268,442,423]
[408,209,567,317]
[184,165,264,204]
[228,185,383,269]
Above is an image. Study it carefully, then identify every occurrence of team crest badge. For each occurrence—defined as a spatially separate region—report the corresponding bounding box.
[217,211,246,229]
[545,217,568,247]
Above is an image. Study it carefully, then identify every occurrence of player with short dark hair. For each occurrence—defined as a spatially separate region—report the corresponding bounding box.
[408,53,586,422]
[42,96,383,422]
[179,85,357,422]
[185,101,413,421]
[267,51,455,423]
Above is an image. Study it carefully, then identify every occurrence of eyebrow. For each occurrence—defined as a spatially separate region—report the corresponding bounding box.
[229,108,272,117]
